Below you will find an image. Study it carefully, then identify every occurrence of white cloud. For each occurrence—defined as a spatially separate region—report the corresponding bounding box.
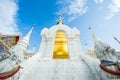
[57,0,88,22]
[94,0,104,4]
[105,0,120,20]
[0,0,19,35]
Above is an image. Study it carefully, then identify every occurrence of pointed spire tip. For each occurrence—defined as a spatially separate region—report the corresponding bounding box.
[92,33,99,42]
[57,14,63,24]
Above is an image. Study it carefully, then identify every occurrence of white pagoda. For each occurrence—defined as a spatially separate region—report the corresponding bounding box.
[0,17,120,80]
[18,18,102,80]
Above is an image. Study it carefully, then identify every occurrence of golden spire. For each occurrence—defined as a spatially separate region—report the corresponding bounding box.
[53,30,69,59]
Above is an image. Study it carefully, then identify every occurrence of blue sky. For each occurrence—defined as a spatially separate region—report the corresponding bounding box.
[0,0,120,52]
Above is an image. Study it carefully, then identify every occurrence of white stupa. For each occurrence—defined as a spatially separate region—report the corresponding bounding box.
[1,17,120,80]
[18,17,103,80]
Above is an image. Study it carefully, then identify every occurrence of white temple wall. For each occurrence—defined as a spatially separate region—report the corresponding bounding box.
[75,38,83,54]
[68,39,76,57]
[39,39,47,57]
[45,38,54,58]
